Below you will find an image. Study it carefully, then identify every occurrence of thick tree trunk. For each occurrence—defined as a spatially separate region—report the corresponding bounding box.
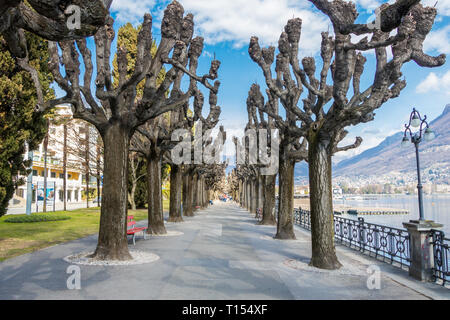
[258,174,264,211]
[253,179,258,217]
[308,136,342,270]
[201,178,206,208]
[169,164,183,222]
[246,181,251,211]
[260,174,276,225]
[183,172,194,217]
[275,146,296,240]
[128,183,137,211]
[92,123,132,260]
[147,152,167,235]
[96,137,102,208]
[250,180,258,214]
[192,173,198,211]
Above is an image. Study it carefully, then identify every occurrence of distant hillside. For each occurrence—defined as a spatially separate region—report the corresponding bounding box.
[333,104,450,177]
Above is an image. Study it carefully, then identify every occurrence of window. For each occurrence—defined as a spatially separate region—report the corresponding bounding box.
[51,172,56,178]
[67,190,72,201]
[40,171,45,177]
[16,189,24,198]
[32,170,38,177]
[59,190,64,201]
[68,174,72,180]
[59,173,64,179]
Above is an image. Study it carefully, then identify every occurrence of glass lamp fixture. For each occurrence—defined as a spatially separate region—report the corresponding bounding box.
[410,114,421,127]
[424,127,435,142]
[401,135,410,148]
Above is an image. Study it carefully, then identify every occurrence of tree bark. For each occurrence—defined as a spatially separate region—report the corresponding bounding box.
[253,179,258,217]
[308,135,342,269]
[183,172,194,217]
[92,123,132,260]
[260,174,276,225]
[128,183,137,211]
[169,164,183,222]
[147,151,167,234]
[96,137,102,208]
[274,145,296,240]
[250,180,258,214]
[192,173,199,211]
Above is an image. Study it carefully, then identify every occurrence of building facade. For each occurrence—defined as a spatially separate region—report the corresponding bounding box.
[10,105,102,209]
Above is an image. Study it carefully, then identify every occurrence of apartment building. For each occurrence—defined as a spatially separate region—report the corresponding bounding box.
[10,105,102,208]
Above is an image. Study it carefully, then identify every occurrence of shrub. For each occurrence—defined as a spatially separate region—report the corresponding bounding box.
[4,214,71,223]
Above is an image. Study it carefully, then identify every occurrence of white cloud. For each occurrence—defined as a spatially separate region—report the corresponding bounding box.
[424,24,450,55]
[422,0,450,16]
[351,0,382,12]
[110,0,156,24]
[333,128,398,164]
[111,0,329,55]
[416,70,450,95]
[172,0,329,53]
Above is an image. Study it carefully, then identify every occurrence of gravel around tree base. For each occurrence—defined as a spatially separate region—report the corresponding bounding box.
[63,250,160,266]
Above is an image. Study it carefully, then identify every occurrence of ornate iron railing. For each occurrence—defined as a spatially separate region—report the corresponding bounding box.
[431,229,450,286]
[269,205,448,283]
[293,209,411,269]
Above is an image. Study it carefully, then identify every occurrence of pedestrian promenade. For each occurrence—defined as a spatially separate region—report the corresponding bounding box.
[0,202,448,300]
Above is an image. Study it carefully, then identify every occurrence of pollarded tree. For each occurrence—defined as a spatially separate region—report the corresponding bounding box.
[195,126,227,206]
[250,0,446,269]
[46,1,221,260]
[1,0,111,58]
[131,116,173,234]
[246,83,308,237]
[180,88,222,216]
[245,84,278,225]
[131,82,221,231]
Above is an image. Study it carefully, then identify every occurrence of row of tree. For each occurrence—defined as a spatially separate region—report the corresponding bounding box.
[1,0,228,261]
[230,0,445,270]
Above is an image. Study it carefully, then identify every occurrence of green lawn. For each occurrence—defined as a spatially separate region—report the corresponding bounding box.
[0,200,169,262]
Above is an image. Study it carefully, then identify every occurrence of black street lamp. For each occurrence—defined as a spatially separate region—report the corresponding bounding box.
[401,108,435,221]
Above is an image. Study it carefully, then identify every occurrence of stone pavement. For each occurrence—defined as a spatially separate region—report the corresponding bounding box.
[0,202,448,300]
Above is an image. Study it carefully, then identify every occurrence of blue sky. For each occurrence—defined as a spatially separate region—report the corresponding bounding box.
[56,0,450,164]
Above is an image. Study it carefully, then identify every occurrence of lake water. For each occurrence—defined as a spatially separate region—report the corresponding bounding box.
[334,194,450,235]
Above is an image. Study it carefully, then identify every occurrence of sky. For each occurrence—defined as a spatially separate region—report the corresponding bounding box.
[57,0,450,165]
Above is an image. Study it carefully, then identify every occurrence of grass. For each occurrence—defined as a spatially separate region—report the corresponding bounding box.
[0,200,169,262]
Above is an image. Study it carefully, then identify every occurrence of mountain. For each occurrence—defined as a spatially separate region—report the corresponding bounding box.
[333,104,450,178]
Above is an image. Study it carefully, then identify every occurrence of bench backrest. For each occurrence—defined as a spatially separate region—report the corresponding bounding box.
[127,216,136,229]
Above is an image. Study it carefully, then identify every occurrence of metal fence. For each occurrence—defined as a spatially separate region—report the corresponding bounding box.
[431,230,450,286]
[262,203,449,285]
[293,209,411,268]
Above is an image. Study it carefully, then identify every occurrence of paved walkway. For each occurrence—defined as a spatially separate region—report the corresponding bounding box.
[0,202,448,299]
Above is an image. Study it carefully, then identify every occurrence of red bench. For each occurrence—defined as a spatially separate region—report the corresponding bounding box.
[127,215,148,245]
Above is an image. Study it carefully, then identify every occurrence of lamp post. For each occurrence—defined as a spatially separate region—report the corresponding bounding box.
[401,108,443,282]
[401,108,435,221]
